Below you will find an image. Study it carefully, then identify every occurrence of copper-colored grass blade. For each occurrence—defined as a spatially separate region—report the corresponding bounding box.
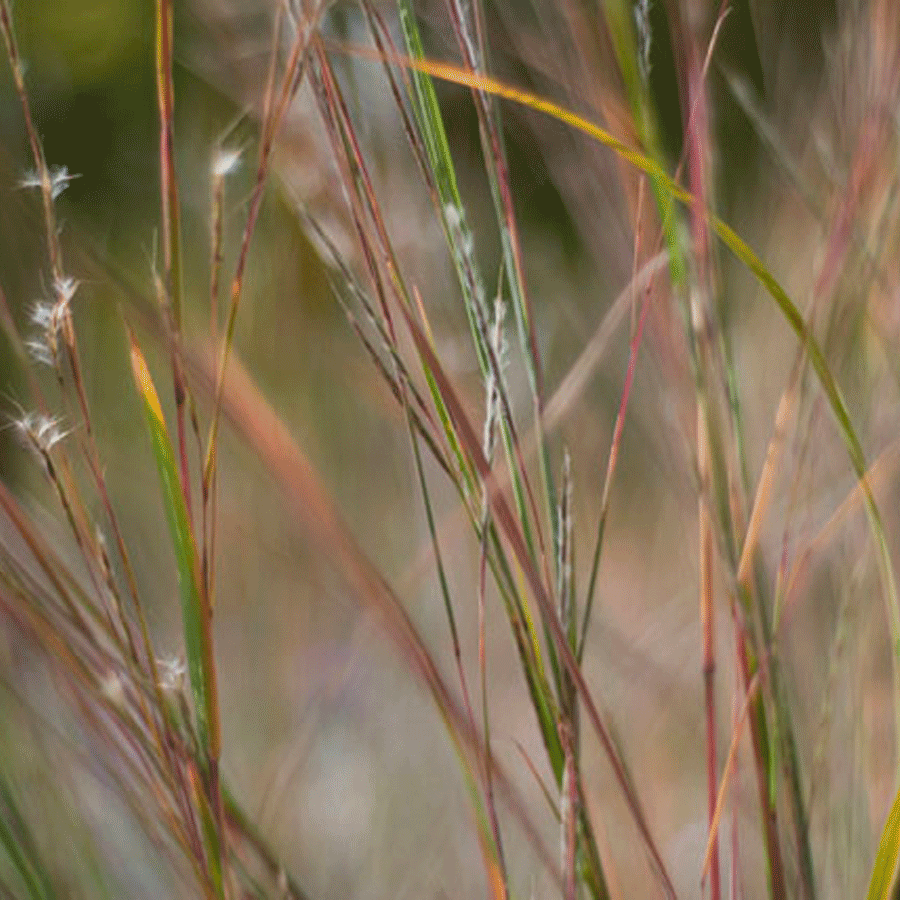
[512,738,561,820]
[0,576,206,889]
[701,673,760,884]
[736,371,800,592]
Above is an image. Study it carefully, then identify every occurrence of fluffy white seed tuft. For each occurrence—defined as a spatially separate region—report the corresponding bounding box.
[212,147,242,178]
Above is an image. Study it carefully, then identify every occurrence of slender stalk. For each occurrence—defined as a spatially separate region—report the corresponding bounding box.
[699,406,721,900]
[681,20,722,900]
[154,0,193,524]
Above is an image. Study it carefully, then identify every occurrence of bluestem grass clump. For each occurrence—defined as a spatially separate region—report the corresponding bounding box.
[1,1,900,899]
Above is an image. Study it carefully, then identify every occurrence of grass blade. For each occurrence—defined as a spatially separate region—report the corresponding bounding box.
[129,335,215,757]
[128,333,223,893]
[867,785,900,900]
[0,782,54,900]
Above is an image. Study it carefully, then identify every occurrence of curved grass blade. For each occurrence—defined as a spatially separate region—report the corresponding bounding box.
[333,41,887,479]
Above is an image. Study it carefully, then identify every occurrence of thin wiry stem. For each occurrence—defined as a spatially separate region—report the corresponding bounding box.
[400,299,677,898]
[205,2,322,496]
[0,0,173,791]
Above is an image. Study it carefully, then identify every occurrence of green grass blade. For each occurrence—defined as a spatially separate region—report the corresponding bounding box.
[0,783,54,900]
[130,334,224,894]
[397,1,463,210]
[129,334,215,759]
[440,0,561,647]
[867,785,900,900]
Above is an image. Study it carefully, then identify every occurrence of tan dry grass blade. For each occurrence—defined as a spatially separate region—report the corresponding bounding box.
[700,673,760,884]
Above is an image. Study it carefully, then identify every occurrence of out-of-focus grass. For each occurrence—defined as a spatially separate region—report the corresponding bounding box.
[0,1,899,899]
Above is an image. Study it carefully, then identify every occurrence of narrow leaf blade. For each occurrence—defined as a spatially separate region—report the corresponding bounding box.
[129,335,211,756]
[868,786,900,900]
